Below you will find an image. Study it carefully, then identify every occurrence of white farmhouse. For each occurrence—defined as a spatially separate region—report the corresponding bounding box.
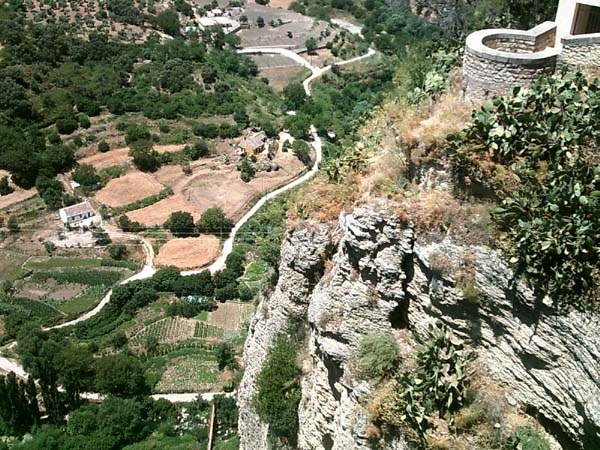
[58,201,97,227]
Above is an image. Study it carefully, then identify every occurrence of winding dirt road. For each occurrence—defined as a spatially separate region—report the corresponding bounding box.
[0,45,376,402]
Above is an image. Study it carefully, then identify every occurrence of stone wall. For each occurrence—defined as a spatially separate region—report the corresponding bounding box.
[534,23,557,51]
[463,23,558,99]
[559,33,600,68]
[463,48,557,98]
[483,35,534,53]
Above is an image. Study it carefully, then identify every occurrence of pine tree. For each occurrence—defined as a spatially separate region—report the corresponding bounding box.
[25,376,40,426]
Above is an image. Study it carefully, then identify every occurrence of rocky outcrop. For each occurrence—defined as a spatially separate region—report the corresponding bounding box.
[298,209,413,450]
[237,223,333,450]
[410,242,600,449]
[238,207,600,450]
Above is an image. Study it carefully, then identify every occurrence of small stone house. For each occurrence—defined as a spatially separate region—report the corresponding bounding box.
[463,0,600,98]
[58,201,97,227]
[238,130,268,156]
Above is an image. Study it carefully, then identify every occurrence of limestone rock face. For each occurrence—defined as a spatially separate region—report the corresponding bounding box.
[409,242,600,449]
[237,224,333,450]
[298,208,413,450]
[237,207,600,450]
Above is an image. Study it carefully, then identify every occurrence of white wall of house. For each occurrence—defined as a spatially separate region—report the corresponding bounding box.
[556,0,600,45]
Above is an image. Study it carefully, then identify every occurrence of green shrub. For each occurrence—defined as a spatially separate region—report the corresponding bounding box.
[449,71,600,311]
[375,321,475,441]
[107,244,127,260]
[196,207,234,236]
[56,116,79,134]
[355,334,399,381]
[98,140,110,152]
[505,426,550,450]
[184,140,209,160]
[292,140,312,167]
[253,334,300,446]
[78,114,91,129]
[0,177,14,196]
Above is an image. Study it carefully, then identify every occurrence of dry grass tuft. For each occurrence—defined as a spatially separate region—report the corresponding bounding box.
[394,71,479,152]
[293,176,360,222]
[396,188,458,232]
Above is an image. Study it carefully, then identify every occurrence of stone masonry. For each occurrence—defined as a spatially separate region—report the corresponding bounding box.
[560,34,600,68]
[463,22,559,99]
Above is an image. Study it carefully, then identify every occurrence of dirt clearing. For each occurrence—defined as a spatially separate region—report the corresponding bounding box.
[94,172,165,207]
[207,302,255,331]
[266,0,294,8]
[155,236,221,270]
[259,66,311,90]
[126,193,202,226]
[0,188,37,211]
[79,144,186,170]
[184,151,305,221]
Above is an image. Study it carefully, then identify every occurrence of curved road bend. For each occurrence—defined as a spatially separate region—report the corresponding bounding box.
[0,46,376,396]
[46,233,156,330]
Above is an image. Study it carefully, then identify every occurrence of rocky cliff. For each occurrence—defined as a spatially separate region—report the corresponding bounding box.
[237,207,600,450]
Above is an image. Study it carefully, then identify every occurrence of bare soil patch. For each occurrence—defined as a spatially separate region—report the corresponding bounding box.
[94,172,165,208]
[126,193,202,226]
[259,66,311,90]
[155,236,221,270]
[0,188,37,211]
[79,144,186,171]
[15,279,86,301]
[302,47,341,67]
[207,302,255,331]
[267,0,294,8]
[238,4,335,48]
[184,150,305,221]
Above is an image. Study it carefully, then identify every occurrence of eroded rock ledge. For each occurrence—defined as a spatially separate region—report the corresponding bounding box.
[237,207,600,450]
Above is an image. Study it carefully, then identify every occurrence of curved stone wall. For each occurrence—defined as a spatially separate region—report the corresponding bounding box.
[463,22,559,99]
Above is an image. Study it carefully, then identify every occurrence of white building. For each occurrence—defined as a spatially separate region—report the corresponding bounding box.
[198,16,240,34]
[555,0,600,46]
[58,201,97,227]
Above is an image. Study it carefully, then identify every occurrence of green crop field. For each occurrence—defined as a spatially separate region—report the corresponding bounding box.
[154,354,220,393]
[53,286,106,317]
[0,250,29,282]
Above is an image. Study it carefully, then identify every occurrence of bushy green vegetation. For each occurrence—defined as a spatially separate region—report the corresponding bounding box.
[29,269,123,286]
[370,322,475,443]
[354,334,400,381]
[254,334,301,447]
[450,71,600,311]
[285,63,394,141]
[195,206,235,236]
[503,426,551,450]
[0,3,279,206]
[0,373,39,435]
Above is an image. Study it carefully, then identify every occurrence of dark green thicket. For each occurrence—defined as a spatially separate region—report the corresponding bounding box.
[0,6,275,199]
[253,334,302,447]
[449,71,600,311]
